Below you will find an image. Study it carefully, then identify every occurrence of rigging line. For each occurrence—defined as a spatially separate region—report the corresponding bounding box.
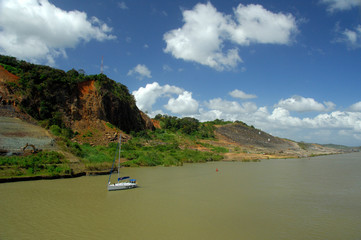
[107,140,120,185]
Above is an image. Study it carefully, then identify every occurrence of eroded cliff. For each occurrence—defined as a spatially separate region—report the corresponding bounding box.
[0,56,153,143]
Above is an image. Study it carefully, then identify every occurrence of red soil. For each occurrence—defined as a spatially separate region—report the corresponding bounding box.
[78,80,96,99]
[0,65,19,83]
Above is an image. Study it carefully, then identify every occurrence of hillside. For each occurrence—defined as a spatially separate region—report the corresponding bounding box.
[0,55,153,140]
[212,122,344,159]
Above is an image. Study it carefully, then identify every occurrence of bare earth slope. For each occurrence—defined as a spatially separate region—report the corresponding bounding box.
[213,123,343,160]
[216,123,296,150]
[0,117,56,153]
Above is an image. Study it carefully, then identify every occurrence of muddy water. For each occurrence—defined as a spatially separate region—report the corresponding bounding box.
[1,153,361,240]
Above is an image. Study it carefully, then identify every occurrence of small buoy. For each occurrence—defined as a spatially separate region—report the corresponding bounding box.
[216,168,218,172]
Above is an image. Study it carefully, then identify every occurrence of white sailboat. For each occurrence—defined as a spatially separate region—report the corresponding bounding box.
[107,135,137,191]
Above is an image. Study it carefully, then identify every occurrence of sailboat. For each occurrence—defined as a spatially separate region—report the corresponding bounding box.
[107,134,137,191]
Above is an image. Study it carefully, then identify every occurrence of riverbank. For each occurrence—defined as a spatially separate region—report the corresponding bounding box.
[0,151,343,183]
[0,169,111,183]
[1,116,356,183]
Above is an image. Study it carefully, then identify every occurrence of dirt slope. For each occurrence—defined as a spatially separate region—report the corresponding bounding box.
[216,123,297,150]
[0,117,57,154]
[213,123,343,159]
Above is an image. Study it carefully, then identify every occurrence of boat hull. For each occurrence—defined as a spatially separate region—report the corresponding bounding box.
[107,182,137,191]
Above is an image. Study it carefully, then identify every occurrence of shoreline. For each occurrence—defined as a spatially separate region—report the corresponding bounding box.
[0,170,110,183]
[0,152,347,183]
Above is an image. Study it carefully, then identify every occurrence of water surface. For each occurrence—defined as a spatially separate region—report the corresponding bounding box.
[1,153,361,239]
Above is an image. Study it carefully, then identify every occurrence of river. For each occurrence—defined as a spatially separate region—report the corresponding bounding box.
[1,152,361,240]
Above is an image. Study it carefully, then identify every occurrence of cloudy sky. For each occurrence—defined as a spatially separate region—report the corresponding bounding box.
[1,0,361,146]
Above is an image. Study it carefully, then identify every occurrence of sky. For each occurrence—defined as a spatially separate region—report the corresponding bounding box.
[1,0,361,146]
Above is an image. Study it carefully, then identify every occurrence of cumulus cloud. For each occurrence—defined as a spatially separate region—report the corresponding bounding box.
[267,107,303,127]
[132,82,199,116]
[230,4,298,45]
[229,89,257,99]
[127,64,152,80]
[276,96,335,112]
[163,2,297,71]
[349,101,361,111]
[132,82,184,113]
[163,2,241,71]
[133,82,361,145]
[321,0,361,12]
[0,0,115,64]
[165,91,199,115]
[205,98,257,114]
[306,111,361,131]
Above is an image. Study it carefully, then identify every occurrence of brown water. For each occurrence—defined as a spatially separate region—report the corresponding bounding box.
[1,153,361,240]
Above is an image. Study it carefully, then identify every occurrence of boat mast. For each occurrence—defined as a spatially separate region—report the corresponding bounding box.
[117,134,121,182]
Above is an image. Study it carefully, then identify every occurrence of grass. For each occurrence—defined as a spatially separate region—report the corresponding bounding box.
[75,129,224,167]
[0,151,72,178]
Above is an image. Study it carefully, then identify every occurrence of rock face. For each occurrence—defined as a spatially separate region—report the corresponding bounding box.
[69,79,152,133]
[0,64,153,135]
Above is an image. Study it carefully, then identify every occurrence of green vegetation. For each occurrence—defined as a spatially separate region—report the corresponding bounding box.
[298,141,311,150]
[154,114,216,138]
[77,127,223,167]
[0,54,143,132]
[0,115,226,179]
[0,152,71,177]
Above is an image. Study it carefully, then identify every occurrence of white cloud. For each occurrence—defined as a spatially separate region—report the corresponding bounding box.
[205,98,257,114]
[127,64,152,80]
[163,2,297,71]
[276,96,335,112]
[307,111,361,131]
[268,107,303,127]
[165,91,199,115]
[206,98,244,114]
[132,82,184,113]
[118,2,128,10]
[133,82,361,145]
[229,89,257,99]
[321,0,361,12]
[349,101,361,111]
[0,0,115,64]
[163,2,241,71]
[341,25,361,48]
[230,4,298,45]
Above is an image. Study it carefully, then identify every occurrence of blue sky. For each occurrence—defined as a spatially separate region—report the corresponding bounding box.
[1,0,361,146]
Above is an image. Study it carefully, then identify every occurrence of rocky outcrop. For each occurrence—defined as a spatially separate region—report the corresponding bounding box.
[0,63,153,135]
[140,111,155,130]
[69,79,152,133]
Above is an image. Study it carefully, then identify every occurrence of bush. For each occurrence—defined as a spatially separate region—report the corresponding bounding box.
[50,125,62,136]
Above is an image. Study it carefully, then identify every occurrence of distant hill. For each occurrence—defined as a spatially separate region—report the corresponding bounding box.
[321,144,361,152]
[216,122,296,150]
[214,122,347,157]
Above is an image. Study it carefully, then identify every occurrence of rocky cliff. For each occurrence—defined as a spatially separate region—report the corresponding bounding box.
[0,56,153,139]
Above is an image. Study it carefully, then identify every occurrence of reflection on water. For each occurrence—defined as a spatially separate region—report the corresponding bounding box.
[1,153,361,240]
